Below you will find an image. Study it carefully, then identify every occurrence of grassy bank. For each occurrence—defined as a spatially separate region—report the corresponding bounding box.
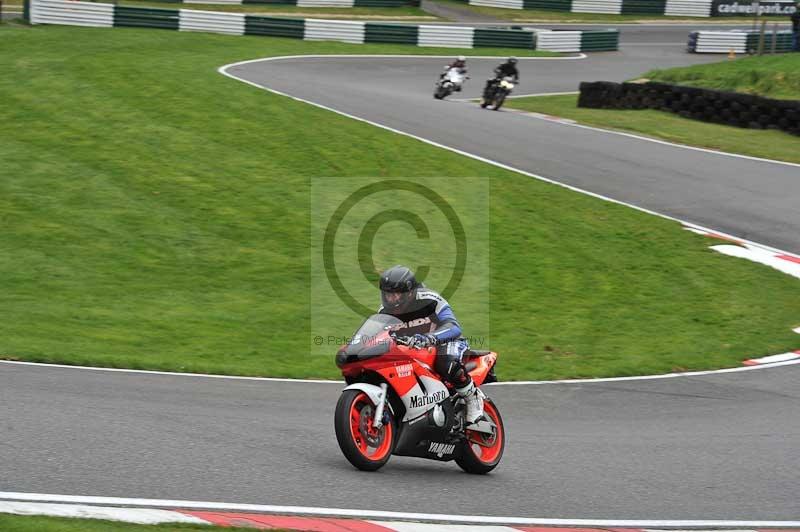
[645,54,800,100]
[2,25,800,380]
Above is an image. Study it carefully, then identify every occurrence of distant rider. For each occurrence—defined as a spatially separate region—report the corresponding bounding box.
[483,57,519,99]
[439,55,469,91]
[378,265,484,424]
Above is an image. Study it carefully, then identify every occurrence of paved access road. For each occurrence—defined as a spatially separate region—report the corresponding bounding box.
[2,362,798,519]
[227,28,800,254]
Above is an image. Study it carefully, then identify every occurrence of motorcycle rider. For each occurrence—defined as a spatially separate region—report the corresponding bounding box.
[378,265,484,423]
[483,57,519,100]
[439,55,469,91]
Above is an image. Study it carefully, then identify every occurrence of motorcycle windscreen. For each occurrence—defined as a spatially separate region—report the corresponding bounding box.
[337,314,400,365]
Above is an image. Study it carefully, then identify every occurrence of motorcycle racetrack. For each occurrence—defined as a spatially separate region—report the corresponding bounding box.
[3,22,800,528]
[2,359,799,520]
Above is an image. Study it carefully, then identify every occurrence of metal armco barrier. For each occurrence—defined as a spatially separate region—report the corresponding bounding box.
[28,0,619,51]
[687,29,794,52]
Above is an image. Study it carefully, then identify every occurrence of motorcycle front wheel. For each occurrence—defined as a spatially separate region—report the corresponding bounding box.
[493,92,508,110]
[456,397,505,474]
[334,389,395,471]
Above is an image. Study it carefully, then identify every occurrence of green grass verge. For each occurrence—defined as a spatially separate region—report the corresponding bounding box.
[645,54,800,100]
[0,514,283,532]
[506,94,800,164]
[116,0,436,18]
[2,25,800,380]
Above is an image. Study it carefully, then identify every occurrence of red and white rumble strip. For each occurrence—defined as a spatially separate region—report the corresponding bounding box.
[683,225,800,281]
[743,351,800,365]
[2,494,800,531]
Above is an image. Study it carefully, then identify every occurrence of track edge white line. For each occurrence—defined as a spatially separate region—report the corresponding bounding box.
[1,493,799,528]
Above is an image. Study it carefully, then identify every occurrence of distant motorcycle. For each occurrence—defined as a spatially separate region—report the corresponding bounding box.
[481,76,517,110]
[434,67,468,100]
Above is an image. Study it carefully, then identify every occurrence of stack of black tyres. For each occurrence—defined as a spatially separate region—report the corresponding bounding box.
[578,81,800,136]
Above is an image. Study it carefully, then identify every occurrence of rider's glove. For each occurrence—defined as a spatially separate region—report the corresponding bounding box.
[409,333,437,349]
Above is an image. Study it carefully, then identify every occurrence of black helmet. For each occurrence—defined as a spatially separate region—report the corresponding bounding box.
[379,265,419,314]
[507,57,518,64]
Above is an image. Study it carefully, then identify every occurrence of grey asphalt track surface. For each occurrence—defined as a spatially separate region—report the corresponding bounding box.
[2,362,799,519]
[228,27,800,254]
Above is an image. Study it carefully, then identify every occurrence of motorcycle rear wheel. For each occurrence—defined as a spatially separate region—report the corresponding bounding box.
[334,389,395,471]
[456,397,505,474]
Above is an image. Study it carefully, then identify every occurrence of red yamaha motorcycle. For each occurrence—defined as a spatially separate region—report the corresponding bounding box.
[334,314,504,473]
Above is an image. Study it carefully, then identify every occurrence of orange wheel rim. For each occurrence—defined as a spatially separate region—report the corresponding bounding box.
[349,392,393,461]
[466,401,503,464]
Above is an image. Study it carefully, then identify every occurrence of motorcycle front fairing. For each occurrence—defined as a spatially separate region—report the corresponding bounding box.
[335,314,399,368]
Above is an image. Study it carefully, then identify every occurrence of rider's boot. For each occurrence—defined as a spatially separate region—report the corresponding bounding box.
[456,379,484,424]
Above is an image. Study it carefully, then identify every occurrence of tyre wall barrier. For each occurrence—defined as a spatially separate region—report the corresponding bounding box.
[29,0,619,51]
[687,29,794,52]
[456,0,795,17]
[578,80,800,136]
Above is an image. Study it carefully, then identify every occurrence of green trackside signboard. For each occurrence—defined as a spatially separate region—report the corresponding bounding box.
[711,0,797,15]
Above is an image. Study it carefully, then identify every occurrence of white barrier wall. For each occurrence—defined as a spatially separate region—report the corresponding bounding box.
[27,0,619,51]
[32,0,113,26]
[536,29,582,51]
[665,0,713,16]
[694,31,748,52]
[304,19,365,43]
[179,9,245,34]
[471,0,523,8]
[572,0,622,14]
[418,25,474,47]
[298,0,355,6]
[183,0,242,4]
